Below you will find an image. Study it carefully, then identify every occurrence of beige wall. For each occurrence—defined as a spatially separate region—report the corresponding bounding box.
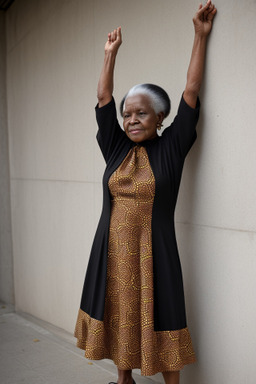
[5,0,256,383]
[0,11,14,305]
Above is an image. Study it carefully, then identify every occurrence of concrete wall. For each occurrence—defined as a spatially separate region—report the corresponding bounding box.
[5,0,256,383]
[0,11,14,305]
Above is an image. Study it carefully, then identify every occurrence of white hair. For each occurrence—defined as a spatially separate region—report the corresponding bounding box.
[120,83,171,118]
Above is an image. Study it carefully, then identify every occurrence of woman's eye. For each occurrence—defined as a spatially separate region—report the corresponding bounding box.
[139,111,146,116]
[124,114,130,119]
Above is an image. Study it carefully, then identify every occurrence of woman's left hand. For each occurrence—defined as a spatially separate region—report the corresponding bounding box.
[193,0,217,37]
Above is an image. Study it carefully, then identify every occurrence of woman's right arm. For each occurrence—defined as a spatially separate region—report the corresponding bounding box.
[97,27,122,108]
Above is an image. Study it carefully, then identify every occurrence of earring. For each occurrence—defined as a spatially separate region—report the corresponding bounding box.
[157,123,163,131]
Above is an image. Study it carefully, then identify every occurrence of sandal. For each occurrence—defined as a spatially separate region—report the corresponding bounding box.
[108,381,136,384]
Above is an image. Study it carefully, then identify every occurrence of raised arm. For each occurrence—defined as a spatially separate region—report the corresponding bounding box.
[184,0,217,108]
[97,27,122,108]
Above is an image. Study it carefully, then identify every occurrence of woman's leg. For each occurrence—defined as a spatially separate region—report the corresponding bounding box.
[117,368,133,384]
[162,371,180,384]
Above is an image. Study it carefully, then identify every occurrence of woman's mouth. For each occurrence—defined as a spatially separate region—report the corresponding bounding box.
[129,128,142,135]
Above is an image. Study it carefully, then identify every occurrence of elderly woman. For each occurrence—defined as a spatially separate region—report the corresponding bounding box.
[75,2,217,384]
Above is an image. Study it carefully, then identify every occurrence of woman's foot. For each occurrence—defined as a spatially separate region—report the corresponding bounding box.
[108,381,135,384]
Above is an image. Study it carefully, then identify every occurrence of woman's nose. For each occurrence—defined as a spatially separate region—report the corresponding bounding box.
[130,114,138,125]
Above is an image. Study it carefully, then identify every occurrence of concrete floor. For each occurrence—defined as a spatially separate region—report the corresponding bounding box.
[0,303,156,384]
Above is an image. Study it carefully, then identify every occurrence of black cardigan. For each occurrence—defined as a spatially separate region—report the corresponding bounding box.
[80,95,200,331]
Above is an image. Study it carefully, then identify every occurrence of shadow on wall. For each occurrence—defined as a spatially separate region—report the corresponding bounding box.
[178,81,210,383]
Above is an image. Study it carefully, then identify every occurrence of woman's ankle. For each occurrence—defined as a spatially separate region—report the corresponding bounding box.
[117,368,133,384]
[162,370,180,384]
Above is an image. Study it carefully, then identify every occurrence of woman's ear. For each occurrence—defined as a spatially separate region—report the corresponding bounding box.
[157,112,165,125]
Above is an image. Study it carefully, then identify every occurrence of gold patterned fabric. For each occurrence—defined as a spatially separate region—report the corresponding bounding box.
[75,145,196,376]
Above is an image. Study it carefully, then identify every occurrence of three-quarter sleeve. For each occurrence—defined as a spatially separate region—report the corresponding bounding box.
[162,94,200,159]
[96,98,127,163]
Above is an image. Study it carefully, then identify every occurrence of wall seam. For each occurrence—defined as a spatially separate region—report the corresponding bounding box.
[177,221,256,235]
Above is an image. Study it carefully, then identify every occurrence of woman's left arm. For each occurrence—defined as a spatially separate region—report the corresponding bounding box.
[184,0,217,108]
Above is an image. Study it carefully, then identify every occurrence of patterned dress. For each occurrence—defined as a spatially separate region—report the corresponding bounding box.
[75,95,200,376]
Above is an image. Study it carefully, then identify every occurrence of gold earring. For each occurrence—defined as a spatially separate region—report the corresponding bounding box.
[157,123,163,131]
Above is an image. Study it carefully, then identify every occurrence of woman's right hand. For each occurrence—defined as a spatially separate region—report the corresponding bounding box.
[104,27,122,55]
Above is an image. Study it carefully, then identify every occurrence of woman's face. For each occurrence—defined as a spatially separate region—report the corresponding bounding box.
[122,94,163,143]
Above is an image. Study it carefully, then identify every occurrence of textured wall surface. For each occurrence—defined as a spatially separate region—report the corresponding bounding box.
[5,1,256,383]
